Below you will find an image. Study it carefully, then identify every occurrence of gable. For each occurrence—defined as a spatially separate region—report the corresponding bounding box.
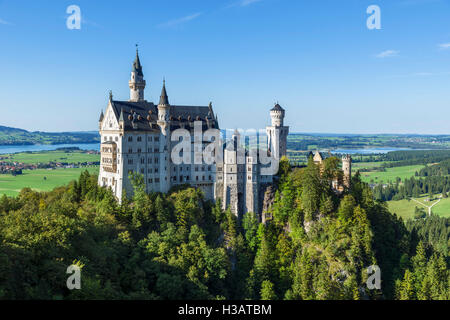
[102,101,120,131]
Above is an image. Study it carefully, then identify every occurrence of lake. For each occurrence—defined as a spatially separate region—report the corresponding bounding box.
[331,147,411,155]
[0,144,425,156]
[0,143,100,155]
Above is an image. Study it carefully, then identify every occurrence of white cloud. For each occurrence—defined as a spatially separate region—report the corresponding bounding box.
[375,50,399,58]
[0,18,11,25]
[240,0,263,6]
[384,71,450,78]
[157,12,202,28]
[399,0,441,6]
[438,43,450,49]
[224,0,263,9]
[82,18,101,28]
[412,72,434,76]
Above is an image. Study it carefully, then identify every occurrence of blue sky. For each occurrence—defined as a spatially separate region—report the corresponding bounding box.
[1,0,450,134]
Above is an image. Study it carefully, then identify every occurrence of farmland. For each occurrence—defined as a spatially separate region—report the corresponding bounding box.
[388,195,450,220]
[0,149,100,197]
[0,167,99,197]
[359,165,424,184]
[3,150,100,164]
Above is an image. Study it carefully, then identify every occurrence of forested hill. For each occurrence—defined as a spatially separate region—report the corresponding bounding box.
[0,125,100,145]
[0,158,447,300]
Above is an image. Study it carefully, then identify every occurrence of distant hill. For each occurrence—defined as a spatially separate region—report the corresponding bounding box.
[0,125,100,146]
[0,125,28,134]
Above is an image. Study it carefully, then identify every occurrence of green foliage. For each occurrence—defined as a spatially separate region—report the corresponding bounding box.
[260,280,277,300]
[0,154,448,300]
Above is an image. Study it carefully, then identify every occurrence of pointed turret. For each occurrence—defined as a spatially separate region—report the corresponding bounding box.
[132,47,143,76]
[129,45,146,102]
[159,79,169,106]
[99,110,104,122]
[119,108,124,122]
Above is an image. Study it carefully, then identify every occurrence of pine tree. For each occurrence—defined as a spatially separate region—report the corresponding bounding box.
[260,280,277,300]
[399,270,416,300]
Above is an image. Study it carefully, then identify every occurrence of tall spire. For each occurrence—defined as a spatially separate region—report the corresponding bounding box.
[159,79,169,105]
[131,44,143,76]
[119,108,124,122]
[129,45,146,102]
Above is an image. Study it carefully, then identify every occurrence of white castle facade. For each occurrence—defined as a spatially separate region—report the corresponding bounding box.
[98,50,290,217]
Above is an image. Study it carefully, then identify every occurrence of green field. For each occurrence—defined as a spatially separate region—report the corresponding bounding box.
[387,199,419,220]
[360,165,424,184]
[388,195,450,220]
[352,161,392,170]
[2,150,100,164]
[0,166,99,197]
[429,199,450,218]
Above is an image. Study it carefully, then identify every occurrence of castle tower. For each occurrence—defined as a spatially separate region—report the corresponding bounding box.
[128,47,146,102]
[313,150,323,165]
[266,103,289,160]
[157,80,171,193]
[221,129,245,217]
[342,154,352,188]
[98,109,104,130]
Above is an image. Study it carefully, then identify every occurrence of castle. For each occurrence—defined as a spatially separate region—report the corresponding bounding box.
[214,103,289,215]
[98,50,288,217]
[312,150,352,192]
[98,50,350,218]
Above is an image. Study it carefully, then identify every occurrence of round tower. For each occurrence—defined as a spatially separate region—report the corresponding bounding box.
[266,103,289,159]
[128,46,146,102]
[270,103,285,127]
[342,154,352,188]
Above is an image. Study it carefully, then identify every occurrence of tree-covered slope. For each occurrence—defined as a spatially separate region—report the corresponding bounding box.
[0,160,448,300]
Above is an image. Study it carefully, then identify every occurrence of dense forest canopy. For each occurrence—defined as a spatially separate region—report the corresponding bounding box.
[0,157,448,300]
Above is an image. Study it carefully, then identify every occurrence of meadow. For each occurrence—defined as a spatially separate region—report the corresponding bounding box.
[3,150,100,164]
[352,161,391,170]
[360,165,424,184]
[429,199,450,218]
[0,166,99,197]
[387,195,450,220]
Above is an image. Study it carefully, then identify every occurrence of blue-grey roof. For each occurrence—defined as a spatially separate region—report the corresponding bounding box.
[110,100,219,131]
[132,50,143,76]
[271,103,284,112]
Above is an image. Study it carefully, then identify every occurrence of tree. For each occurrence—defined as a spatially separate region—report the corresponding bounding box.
[300,158,322,222]
[337,195,356,221]
[242,211,260,253]
[398,270,416,300]
[293,251,315,300]
[260,280,277,300]
[0,194,9,213]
